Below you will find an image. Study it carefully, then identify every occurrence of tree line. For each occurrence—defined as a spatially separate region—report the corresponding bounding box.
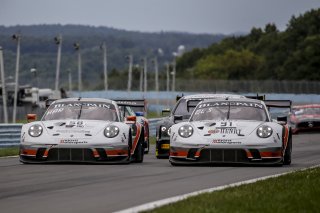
[176,8,320,81]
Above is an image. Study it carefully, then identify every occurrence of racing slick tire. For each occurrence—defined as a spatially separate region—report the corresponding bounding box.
[134,133,144,163]
[283,133,292,165]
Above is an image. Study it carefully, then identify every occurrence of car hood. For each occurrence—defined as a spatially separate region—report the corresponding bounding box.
[191,120,266,139]
[39,119,113,136]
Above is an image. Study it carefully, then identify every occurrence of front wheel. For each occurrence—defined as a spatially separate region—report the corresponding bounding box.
[134,136,144,163]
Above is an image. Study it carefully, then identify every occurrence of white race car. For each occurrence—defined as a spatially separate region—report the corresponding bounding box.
[20,98,145,164]
[169,98,292,166]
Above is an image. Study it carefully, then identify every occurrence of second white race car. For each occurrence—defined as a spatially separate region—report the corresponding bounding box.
[169,98,292,166]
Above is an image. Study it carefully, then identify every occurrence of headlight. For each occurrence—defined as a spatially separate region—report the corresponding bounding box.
[104,125,119,138]
[28,124,43,137]
[257,125,273,138]
[160,126,171,137]
[178,125,193,138]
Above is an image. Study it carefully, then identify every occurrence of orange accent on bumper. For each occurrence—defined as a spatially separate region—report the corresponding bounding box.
[106,149,128,156]
[260,151,282,158]
[21,149,37,156]
[170,151,188,157]
[246,151,253,158]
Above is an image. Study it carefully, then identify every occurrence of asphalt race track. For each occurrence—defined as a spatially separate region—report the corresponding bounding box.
[1,133,320,213]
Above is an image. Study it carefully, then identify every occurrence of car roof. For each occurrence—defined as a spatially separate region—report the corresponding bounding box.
[200,97,264,104]
[53,98,116,104]
[181,93,246,100]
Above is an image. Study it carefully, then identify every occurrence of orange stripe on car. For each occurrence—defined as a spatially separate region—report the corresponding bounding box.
[131,124,141,155]
[260,151,282,158]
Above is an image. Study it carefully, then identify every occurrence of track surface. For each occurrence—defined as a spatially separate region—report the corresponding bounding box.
[1,133,320,213]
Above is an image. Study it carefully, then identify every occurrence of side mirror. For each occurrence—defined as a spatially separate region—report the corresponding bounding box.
[135,111,144,116]
[162,109,171,116]
[174,115,183,121]
[126,115,136,122]
[27,114,37,123]
[277,116,287,125]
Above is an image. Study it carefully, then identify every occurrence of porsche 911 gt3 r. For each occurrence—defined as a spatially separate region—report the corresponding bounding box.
[156,94,246,158]
[169,98,292,166]
[116,99,150,153]
[19,98,145,164]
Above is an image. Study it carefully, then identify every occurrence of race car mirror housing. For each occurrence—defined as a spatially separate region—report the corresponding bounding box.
[277,116,287,125]
[174,115,183,121]
[126,116,137,122]
[27,114,37,123]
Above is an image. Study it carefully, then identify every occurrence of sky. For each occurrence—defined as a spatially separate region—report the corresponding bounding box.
[1,0,320,34]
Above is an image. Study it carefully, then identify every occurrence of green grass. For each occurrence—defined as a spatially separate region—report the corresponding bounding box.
[145,167,320,213]
[149,136,156,145]
[147,111,161,119]
[0,147,19,157]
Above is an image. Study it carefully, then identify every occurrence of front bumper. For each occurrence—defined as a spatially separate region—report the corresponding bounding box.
[20,144,130,164]
[156,138,170,158]
[169,146,283,165]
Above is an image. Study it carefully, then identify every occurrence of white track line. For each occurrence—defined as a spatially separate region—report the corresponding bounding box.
[115,164,320,213]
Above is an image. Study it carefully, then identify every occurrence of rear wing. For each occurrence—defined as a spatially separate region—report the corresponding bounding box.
[246,94,265,101]
[264,100,292,109]
[115,99,147,113]
[116,99,146,107]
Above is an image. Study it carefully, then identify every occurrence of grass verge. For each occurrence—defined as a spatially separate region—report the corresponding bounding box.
[145,167,320,213]
[149,136,156,145]
[0,147,19,157]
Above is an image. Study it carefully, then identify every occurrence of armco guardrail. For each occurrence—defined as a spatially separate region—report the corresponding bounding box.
[149,118,162,137]
[0,124,22,148]
[0,119,163,148]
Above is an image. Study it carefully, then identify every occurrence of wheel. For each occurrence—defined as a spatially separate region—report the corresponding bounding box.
[283,133,292,165]
[134,135,144,163]
[127,131,132,162]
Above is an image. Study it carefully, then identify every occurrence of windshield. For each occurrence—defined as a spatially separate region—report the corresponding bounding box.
[293,107,320,116]
[191,101,268,122]
[42,101,119,121]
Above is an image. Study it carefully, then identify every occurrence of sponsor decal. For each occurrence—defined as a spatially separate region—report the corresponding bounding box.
[67,120,84,128]
[217,127,242,135]
[198,101,263,109]
[53,102,112,109]
[56,130,90,134]
[212,139,242,144]
[60,139,88,144]
[208,129,220,134]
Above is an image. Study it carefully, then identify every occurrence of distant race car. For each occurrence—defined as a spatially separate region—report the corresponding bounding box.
[116,99,150,153]
[20,98,145,164]
[289,104,320,134]
[155,94,246,158]
[169,98,292,166]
